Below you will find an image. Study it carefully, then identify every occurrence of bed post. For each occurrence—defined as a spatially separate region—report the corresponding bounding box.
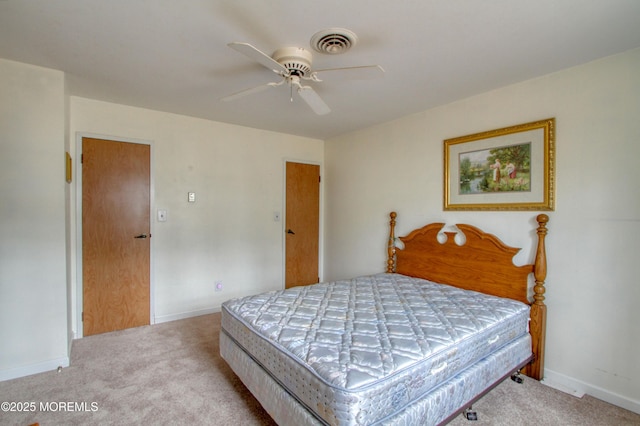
[387,212,397,273]
[524,214,549,380]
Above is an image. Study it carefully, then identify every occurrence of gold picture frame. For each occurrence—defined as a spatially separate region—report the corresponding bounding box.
[444,118,555,211]
[65,151,72,183]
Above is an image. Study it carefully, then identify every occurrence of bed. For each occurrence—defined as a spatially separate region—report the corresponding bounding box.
[220,212,549,425]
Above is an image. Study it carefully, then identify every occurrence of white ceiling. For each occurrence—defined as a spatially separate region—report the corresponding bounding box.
[1,0,639,140]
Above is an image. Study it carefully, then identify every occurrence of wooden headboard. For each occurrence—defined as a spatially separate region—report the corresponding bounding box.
[386,212,549,380]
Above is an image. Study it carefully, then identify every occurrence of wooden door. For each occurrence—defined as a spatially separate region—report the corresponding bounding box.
[285,162,320,288]
[82,137,150,336]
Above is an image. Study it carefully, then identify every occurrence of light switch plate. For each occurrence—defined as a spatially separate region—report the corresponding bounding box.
[157,209,167,222]
[188,192,196,203]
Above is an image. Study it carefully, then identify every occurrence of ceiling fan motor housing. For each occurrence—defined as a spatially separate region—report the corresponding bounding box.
[271,47,313,76]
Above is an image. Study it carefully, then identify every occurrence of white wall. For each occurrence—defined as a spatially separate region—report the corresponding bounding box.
[69,97,323,328]
[0,59,69,379]
[325,48,640,412]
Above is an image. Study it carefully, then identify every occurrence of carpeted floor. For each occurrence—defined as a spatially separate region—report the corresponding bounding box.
[1,313,638,425]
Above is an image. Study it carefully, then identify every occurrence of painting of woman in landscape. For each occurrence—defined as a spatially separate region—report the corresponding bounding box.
[458,142,531,194]
[444,118,554,211]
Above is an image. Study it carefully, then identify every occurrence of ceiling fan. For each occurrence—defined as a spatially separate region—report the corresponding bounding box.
[221,29,384,115]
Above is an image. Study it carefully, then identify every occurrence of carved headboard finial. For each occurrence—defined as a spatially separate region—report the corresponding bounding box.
[533,214,549,305]
[387,212,397,273]
[526,213,549,380]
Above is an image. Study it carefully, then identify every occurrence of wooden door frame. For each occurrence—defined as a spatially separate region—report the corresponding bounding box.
[74,132,156,338]
[282,159,324,289]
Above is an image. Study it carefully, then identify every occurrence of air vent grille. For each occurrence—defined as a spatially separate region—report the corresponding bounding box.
[311,28,358,55]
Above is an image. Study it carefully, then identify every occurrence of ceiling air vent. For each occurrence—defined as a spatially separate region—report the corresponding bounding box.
[310,28,358,55]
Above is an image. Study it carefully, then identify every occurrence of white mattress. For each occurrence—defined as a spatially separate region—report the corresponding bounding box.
[221,273,531,425]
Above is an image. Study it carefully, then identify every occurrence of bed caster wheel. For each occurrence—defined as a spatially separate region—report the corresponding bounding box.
[464,407,478,421]
[510,372,524,384]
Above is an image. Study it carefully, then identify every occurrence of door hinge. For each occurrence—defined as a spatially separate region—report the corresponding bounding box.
[319,175,321,183]
[81,311,84,322]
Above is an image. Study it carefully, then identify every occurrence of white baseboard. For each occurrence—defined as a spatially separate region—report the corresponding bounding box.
[543,368,640,414]
[154,306,221,324]
[0,356,70,382]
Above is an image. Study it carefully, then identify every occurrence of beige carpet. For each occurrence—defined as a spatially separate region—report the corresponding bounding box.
[1,313,638,425]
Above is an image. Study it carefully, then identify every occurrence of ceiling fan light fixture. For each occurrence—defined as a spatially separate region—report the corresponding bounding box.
[310,28,358,55]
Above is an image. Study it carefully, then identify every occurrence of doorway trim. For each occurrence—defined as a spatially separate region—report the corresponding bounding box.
[74,132,156,338]
[282,158,324,289]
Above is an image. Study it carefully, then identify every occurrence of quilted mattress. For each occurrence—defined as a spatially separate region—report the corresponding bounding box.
[221,273,531,425]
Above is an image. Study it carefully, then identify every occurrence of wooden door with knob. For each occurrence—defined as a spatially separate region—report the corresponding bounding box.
[82,137,150,336]
[285,162,320,289]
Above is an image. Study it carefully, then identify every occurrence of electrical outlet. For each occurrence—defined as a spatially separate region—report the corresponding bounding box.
[215,281,223,292]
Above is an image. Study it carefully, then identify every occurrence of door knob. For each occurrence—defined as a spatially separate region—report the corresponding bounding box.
[287,229,295,235]
[134,234,148,239]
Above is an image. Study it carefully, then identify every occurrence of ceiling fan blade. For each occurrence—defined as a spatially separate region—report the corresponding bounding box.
[221,82,278,102]
[297,86,331,115]
[228,42,288,75]
[313,65,385,81]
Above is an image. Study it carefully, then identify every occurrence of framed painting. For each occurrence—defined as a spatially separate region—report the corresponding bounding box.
[444,118,555,211]
[65,151,72,183]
